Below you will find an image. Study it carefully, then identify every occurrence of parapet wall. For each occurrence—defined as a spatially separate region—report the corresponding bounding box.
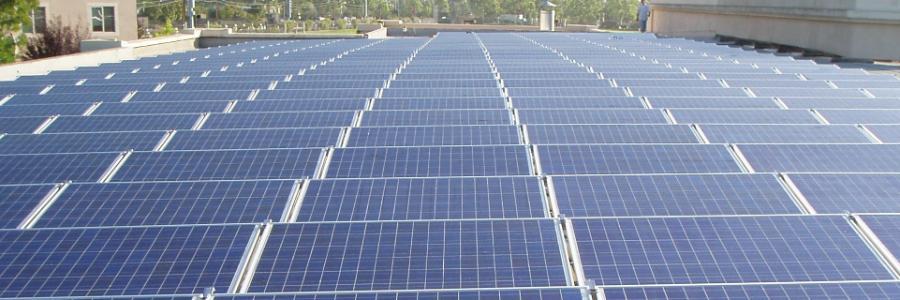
[650,0,900,60]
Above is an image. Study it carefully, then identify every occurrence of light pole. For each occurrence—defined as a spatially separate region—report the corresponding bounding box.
[365,0,368,19]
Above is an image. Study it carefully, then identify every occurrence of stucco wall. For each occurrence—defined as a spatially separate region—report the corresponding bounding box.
[38,0,138,41]
[650,0,900,60]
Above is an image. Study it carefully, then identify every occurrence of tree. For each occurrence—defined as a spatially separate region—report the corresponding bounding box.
[0,0,38,63]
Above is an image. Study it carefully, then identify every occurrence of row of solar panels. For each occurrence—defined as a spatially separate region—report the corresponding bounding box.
[1,215,899,298]
[5,173,900,229]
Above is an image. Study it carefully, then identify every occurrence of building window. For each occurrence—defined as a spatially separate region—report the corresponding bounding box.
[24,7,46,34]
[91,6,115,32]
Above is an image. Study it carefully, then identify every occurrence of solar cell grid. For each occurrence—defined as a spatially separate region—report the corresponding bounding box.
[298,176,546,221]
[0,116,50,134]
[92,101,230,115]
[538,144,742,175]
[781,98,900,109]
[573,216,894,286]
[233,99,367,112]
[0,184,53,228]
[217,289,588,300]
[670,109,820,124]
[646,97,779,109]
[112,148,322,182]
[361,110,511,126]
[0,131,164,154]
[789,174,900,213]
[512,97,644,109]
[552,174,799,216]
[35,180,294,227]
[129,90,249,102]
[740,144,900,172]
[0,103,91,117]
[700,124,870,143]
[602,282,900,300]
[518,109,668,125]
[0,224,254,297]
[373,97,507,110]
[860,215,900,261]
[249,219,568,292]
[527,125,698,144]
[45,114,199,133]
[203,111,356,129]
[167,128,342,150]
[327,146,532,178]
[818,110,900,124]
[0,152,117,184]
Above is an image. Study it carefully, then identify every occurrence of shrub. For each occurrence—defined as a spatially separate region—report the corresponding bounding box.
[336,19,347,29]
[24,16,87,60]
[157,19,176,36]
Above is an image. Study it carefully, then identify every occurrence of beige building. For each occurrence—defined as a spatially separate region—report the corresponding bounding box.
[648,0,900,60]
[27,0,138,41]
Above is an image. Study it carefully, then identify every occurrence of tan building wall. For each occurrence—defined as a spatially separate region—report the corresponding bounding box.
[649,0,900,60]
[38,0,138,41]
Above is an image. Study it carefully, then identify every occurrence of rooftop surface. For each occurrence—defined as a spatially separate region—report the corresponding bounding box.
[0,32,900,299]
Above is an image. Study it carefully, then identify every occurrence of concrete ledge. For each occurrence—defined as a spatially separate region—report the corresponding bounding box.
[197,28,365,48]
[0,32,200,81]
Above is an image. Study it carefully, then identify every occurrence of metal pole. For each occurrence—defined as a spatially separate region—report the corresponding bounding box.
[365,0,368,19]
[185,0,195,29]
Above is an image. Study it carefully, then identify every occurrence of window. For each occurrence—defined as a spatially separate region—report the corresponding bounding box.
[91,6,115,32]
[24,7,46,34]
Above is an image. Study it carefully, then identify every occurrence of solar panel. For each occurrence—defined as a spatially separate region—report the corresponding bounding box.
[670,109,820,124]
[45,114,199,133]
[724,79,832,88]
[508,87,626,98]
[112,148,322,181]
[373,98,507,110]
[750,88,865,98]
[92,101,230,115]
[4,92,127,105]
[361,110,511,126]
[130,90,248,102]
[217,288,588,300]
[0,184,53,228]
[0,131,164,154]
[203,112,356,129]
[789,174,900,213]
[818,110,900,124]
[249,220,567,292]
[518,110,668,125]
[0,116,49,134]
[573,216,893,286]
[0,224,254,297]
[860,215,900,259]
[866,125,900,142]
[781,98,900,109]
[552,174,799,216]
[868,89,900,98]
[233,99,368,112]
[298,177,546,221]
[35,180,294,227]
[327,146,532,178]
[527,125,698,144]
[512,97,644,109]
[167,128,342,150]
[646,97,779,109]
[0,103,91,117]
[348,126,520,146]
[255,89,376,100]
[602,282,900,300]
[700,125,870,143]
[0,152,117,184]
[615,79,723,88]
[629,87,748,97]
[380,88,503,98]
[538,145,742,175]
[739,144,900,172]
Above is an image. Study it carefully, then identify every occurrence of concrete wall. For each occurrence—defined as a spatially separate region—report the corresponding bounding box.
[38,0,138,41]
[650,0,900,60]
[197,29,365,48]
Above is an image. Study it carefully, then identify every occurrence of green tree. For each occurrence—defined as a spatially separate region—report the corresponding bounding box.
[1,0,38,63]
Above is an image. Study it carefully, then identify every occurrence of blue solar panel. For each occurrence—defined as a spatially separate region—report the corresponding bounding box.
[348,126,520,146]
[670,109,820,124]
[505,79,612,88]
[35,180,294,227]
[629,87,748,97]
[112,149,321,181]
[299,177,546,221]
[647,97,779,109]
[789,174,900,213]
[256,89,376,100]
[518,110,668,125]
[603,282,900,300]
[861,215,900,260]
[512,97,644,109]
[0,224,254,297]
[167,128,341,150]
[390,80,499,88]
[327,146,532,178]
[93,101,229,115]
[0,184,53,228]
[724,79,832,88]
[0,152,117,184]
[866,125,900,142]
[381,88,502,98]
[0,131,164,154]
[869,89,900,98]
[552,174,799,216]
[249,220,567,292]
[780,98,900,109]
[751,88,865,98]
[362,110,511,126]
[740,144,900,172]
[527,125,698,144]
[508,88,626,98]
[0,116,48,134]
[130,90,248,102]
[165,81,270,91]
[0,103,91,117]
[573,216,893,285]
[818,110,900,124]
[49,84,158,94]
[616,79,723,88]
[45,114,199,133]
[233,99,367,112]
[538,145,742,175]
[218,288,588,300]
[4,92,127,105]
[373,98,507,110]
[203,112,355,129]
[700,125,870,143]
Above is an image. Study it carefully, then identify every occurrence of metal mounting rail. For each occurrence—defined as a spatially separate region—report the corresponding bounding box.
[228,221,274,293]
[18,182,70,229]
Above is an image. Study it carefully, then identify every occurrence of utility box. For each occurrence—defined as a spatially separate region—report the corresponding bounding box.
[539,1,557,31]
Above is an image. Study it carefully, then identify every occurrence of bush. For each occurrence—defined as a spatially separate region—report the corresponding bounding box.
[319,19,332,30]
[303,19,314,31]
[336,19,347,29]
[25,16,86,60]
[157,19,176,36]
